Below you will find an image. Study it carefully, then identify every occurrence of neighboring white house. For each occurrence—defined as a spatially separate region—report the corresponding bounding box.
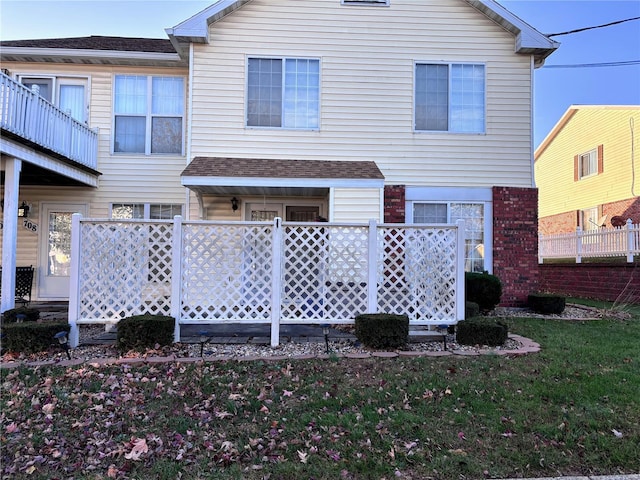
[0,0,558,310]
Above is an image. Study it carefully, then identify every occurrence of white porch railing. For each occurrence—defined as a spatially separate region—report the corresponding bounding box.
[0,72,98,170]
[539,219,639,263]
[68,215,466,347]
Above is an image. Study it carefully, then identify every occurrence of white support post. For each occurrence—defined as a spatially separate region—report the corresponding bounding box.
[575,226,583,264]
[455,220,466,322]
[367,219,378,313]
[625,219,634,263]
[270,217,283,347]
[68,213,82,347]
[170,215,184,343]
[1,158,21,314]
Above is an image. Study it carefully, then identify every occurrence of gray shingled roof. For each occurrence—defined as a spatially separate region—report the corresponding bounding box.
[0,36,176,54]
[182,157,385,180]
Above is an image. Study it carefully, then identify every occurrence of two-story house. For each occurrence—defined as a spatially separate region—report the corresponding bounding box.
[535,105,640,235]
[1,0,558,311]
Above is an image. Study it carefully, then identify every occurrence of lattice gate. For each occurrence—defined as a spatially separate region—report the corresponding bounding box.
[68,215,465,347]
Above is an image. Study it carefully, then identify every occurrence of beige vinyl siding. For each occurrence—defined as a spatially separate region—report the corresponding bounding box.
[535,107,640,218]
[190,0,534,188]
[331,188,381,222]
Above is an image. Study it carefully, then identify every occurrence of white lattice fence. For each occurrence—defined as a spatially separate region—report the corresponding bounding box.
[68,215,465,347]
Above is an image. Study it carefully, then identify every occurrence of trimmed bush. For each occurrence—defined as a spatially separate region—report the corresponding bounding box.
[528,293,566,315]
[1,322,69,354]
[116,314,175,352]
[355,313,409,349]
[2,306,40,323]
[456,317,508,347]
[465,301,480,319]
[465,272,502,312]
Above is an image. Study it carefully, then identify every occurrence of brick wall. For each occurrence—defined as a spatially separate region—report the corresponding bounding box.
[540,197,640,234]
[384,185,406,223]
[493,187,539,306]
[539,211,576,235]
[539,263,640,304]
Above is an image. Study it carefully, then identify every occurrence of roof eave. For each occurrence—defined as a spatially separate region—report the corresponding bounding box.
[0,46,185,67]
[464,0,559,67]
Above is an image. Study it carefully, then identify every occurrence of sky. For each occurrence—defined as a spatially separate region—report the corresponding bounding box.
[0,0,638,148]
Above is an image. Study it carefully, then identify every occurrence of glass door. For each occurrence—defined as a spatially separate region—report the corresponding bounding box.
[38,203,87,299]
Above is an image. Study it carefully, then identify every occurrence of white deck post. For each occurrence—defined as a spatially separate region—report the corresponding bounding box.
[270,217,283,347]
[367,219,378,313]
[455,220,466,322]
[1,158,21,314]
[575,226,583,263]
[625,219,634,263]
[68,213,82,347]
[170,215,184,343]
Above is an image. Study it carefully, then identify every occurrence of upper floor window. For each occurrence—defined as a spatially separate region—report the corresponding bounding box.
[247,58,320,129]
[574,145,603,181]
[20,76,88,123]
[415,63,485,133]
[114,75,184,155]
[111,203,183,220]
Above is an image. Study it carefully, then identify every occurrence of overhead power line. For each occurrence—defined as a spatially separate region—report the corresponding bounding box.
[543,60,640,69]
[546,16,640,37]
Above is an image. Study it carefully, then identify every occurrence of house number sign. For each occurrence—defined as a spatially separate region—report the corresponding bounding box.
[23,219,39,232]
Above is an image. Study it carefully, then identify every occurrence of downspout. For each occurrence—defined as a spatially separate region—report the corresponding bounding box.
[186,42,196,219]
[530,55,536,188]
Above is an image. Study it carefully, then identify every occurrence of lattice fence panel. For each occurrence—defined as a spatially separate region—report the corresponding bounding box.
[377,226,458,322]
[181,223,273,321]
[77,221,173,320]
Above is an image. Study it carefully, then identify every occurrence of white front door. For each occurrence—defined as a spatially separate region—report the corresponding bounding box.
[38,203,87,299]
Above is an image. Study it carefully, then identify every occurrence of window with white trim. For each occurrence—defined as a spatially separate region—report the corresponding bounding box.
[114,75,185,154]
[20,76,88,123]
[578,150,597,179]
[247,58,320,129]
[111,203,183,220]
[415,63,485,133]
[413,202,486,272]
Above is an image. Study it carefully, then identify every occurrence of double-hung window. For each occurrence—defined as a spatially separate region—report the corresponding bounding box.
[415,63,485,133]
[114,75,184,154]
[247,57,320,129]
[578,150,597,179]
[111,203,183,220]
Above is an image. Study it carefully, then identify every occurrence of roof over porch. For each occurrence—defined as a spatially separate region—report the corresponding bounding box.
[181,157,385,196]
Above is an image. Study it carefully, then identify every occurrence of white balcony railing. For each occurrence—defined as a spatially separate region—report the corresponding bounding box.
[0,72,98,171]
[539,219,640,263]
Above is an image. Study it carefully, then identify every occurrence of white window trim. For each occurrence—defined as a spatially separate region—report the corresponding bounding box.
[112,74,186,156]
[109,203,184,220]
[244,56,322,131]
[405,186,493,273]
[578,149,598,180]
[17,73,90,123]
[413,61,486,134]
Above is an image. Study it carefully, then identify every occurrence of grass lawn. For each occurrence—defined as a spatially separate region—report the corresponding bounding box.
[1,313,639,479]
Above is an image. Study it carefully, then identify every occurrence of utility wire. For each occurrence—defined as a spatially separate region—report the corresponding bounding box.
[543,60,640,69]
[546,16,640,37]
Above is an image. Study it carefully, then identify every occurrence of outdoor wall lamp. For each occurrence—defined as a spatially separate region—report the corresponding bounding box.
[54,331,71,360]
[230,197,239,212]
[17,201,30,218]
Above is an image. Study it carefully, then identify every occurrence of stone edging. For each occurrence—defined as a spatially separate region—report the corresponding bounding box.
[0,334,540,370]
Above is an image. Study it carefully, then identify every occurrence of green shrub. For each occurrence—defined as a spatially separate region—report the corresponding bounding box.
[2,306,40,323]
[528,293,566,314]
[1,322,69,354]
[355,313,409,349]
[465,301,480,319]
[456,317,508,347]
[465,272,502,312]
[116,314,175,352]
